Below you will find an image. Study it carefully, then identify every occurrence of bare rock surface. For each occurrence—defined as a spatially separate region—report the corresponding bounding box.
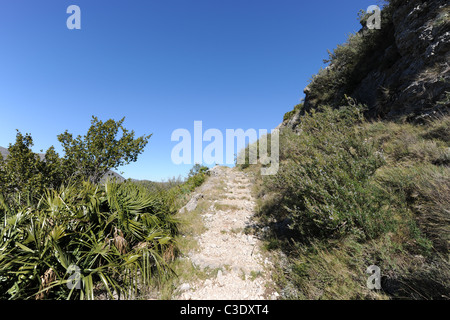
[280,0,450,131]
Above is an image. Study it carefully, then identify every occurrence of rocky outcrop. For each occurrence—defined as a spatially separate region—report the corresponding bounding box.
[354,0,450,121]
[284,0,449,130]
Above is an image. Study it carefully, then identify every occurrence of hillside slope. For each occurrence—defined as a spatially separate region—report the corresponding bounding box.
[243,0,449,300]
[282,0,449,130]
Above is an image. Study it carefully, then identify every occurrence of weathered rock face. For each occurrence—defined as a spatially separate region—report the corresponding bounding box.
[286,0,449,129]
[355,0,450,121]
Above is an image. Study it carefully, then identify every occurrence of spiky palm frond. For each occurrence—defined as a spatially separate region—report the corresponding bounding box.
[0,180,178,300]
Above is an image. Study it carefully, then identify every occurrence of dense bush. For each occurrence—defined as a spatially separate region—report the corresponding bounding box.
[58,116,151,184]
[244,0,449,300]
[264,102,395,241]
[252,101,449,299]
[0,132,65,207]
[0,117,151,206]
[0,118,209,300]
[186,164,209,189]
[283,103,304,122]
[0,181,178,300]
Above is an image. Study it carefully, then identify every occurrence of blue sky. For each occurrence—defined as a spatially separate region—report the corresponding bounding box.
[0,0,378,181]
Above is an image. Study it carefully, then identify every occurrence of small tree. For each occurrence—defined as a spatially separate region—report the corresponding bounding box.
[57,116,152,184]
[41,146,66,189]
[188,163,209,178]
[0,151,7,201]
[0,131,45,204]
[5,131,39,188]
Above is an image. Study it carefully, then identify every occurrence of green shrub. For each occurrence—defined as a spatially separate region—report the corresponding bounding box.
[0,132,65,207]
[188,164,209,178]
[0,121,207,300]
[257,109,449,299]
[264,103,394,241]
[0,181,178,300]
[283,104,304,122]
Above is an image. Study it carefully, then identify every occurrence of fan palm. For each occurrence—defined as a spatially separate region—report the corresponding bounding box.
[0,180,178,300]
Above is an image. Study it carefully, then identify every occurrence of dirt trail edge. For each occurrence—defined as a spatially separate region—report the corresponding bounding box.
[174,166,278,300]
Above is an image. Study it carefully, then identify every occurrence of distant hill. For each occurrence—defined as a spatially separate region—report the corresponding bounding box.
[0,146,45,161]
[0,146,8,159]
[0,146,125,183]
[100,170,126,183]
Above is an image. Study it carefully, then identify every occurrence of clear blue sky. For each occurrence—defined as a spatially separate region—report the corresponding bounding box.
[0,0,378,181]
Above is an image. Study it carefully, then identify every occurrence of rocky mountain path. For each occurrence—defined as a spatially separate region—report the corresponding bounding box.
[174,166,278,300]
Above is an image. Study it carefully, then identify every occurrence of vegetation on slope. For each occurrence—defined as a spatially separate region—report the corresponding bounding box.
[242,97,449,299]
[239,0,449,297]
[0,118,208,300]
[301,1,398,115]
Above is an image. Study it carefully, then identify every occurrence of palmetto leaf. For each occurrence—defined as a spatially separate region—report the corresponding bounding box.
[0,179,178,300]
[15,242,34,254]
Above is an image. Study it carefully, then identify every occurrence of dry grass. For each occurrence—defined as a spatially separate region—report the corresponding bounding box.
[36,268,57,300]
[214,202,240,212]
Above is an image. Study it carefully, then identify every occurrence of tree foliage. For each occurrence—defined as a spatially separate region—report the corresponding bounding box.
[0,131,64,206]
[0,116,212,300]
[0,116,151,207]
[263,102,395,241]
[57,116,152,184]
